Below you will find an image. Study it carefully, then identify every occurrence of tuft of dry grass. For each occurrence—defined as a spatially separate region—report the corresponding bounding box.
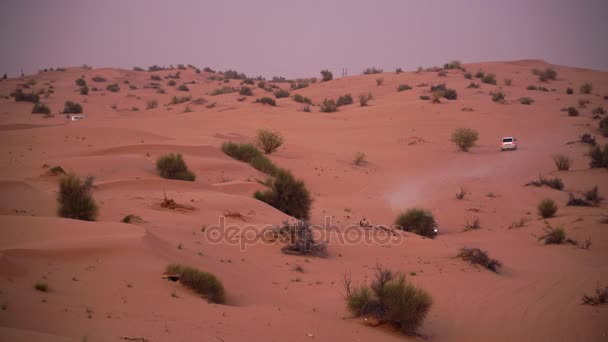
[458,247,502,272]
[582,282,608,305]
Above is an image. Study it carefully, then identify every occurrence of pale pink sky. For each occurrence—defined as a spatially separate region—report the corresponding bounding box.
[1,0,607,78]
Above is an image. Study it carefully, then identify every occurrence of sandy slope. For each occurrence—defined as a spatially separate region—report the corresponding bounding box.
[0,61,607,341]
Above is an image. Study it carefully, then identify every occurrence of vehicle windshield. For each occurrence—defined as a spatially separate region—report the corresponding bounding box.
[502,138,513,143]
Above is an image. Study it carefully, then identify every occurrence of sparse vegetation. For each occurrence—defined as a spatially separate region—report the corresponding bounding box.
[12,88,39,103]
[464,72,472,79]
[363,67,383,75]
[458,247,501,272]
[57,174,98,221]
[320,99,338,113]
[583,186,603,206]
[397,84,412,92]
[336,94,353,106]
[254,169,312,220]
[474,70,485,78]
[376,78,384,86]
[63,101,83,114]
[553,155,570,171]
[467,82,480,89]
[122,214,143,224]
[239,86,253,96]
[292,94,311,104]
[519,97,534,105]
[274,220,327,257]
[353,152,366,165]
[580,83,593,94]
[443,88,458,100]
[255,129,284,154]
[525,174,564,190]
[35,282,49,292]
[256,97,276,106]
[451,128,479,152]
[420,95,431,100]
[221,142,278,175]
[210,86,235,96]
[592,106,605,115]
[177,84,189,92]
[171,95,191,104]
[274,89,290,99]
[455,187,467,200]
[538,199,558,218]
[533,68,557,82]
[394,208,437,238]
[538,222,566,244]
[75,78,86,87]
[320,70,333,82]
[164,264,225,304]
[92,76,106,82]
[359,93,373,106]
[156,153,195,181]
[599,117,608,137]
[582,282,608,305]
[32,103,51,114]
[588,144,608,168]
[106,83,120,92]
[146,100,158,109]
[167,80,176,86]
[343,265,432,335]
[481,73,496,85]
[462,217,481,231]
[566,87,573,94]
[80,85,89,95]
[567,106,579,117]
[504,79,512,86]
[491,92,505,103]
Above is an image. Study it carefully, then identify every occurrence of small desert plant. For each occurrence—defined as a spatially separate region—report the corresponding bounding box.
[302,105,311,112]
[146,100,158,109]
[504,79,512,86]
[210,86,235,96]
[274,89,290,99]
[553,155,570,170]
[419,95,431,100]
[437,70,448,77]
[320,99,338,113]
[150,75,162,81]
[35,282,49,292]
[121,214,143,224]
[336,94,353,106]
[580,83,593,94]
[376,78,384,86]
[579,133,597,146]
[458,247,501,272]
[527,85,538,90]
[474,70,485,78]
[156,154,195,181]
[578,99,590,108]
[167,80,176,86]
[431,90,444,103]
[451,128,479,151]
[32,103,51,114]
[363,67,383,74]
[320,70,333,82]
[75,78,86,87]
[566,87,573,94]
[397,84,412,92]
[464,72,472,79]
[254,169,312,220]
[80,85,89,95]
[12,89,39,103]
[567,106,579,117]
[538,222,566,244]
[353,152,366,165]
[57,174,98,221]
[538,198,558,218]
[255,128,284,154]
[467,82,480,89]
[491,92,505,103]
[256,97,276,106]
[481,73,496,85]
[274,220,327,257]
[443,88,458,100]
[462,217,481,231]
[525,174,564,190]
[394,208,437,238]
[221,142,278,175]
[63,101,83,114]
[519,97,534,105]
[292,94,312,104]
[106,83,120,92]
[164,264,225,304]
[455,187,467,200]
[591,106,605,115]
[359,93,372,106]
[177,84,189,91]
[583,186,603,206]
[582,282,608,305]
[599,117,608,137]
[171,95,191,104]
[343,265,432,335]
[239,86,253,96]
[395,68,403,74]
[92,76,106,82]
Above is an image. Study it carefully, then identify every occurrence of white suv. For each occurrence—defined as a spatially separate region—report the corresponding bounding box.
[501,137,518,151]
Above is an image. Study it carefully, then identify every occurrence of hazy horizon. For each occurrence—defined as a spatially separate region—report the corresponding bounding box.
[1,0,607,78]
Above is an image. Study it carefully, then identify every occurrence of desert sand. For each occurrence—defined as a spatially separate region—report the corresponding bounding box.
[0,60,607,341]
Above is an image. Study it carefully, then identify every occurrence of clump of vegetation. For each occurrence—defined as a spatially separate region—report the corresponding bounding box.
[394,208,437,238]
[63,101,83,114]
[320,99,338,113]
[553,155,570,171]
[343,265,432,335]
[580,83,593,94]
[592,106,605,115]
[467,82,480,89]
[397,84,412,92]
[274,89,290,99]
[106,83,120,92]
[443,60,462,70]
[254,169,312,220]
[491,92,505,103]
[462,217,481,231]
[420,95,431,100]
[320,70,333,82]
[274,220,327,257]
[376,78,384,86]
[519,97,534,105]
[80,85,89,95]
[437,70,448,77]
[210,86,235,96]
[363,67,383,74]
[75,78,87,87]
[582,282,608,305]
[455,187,467,200]
[336,94,353,106]
[292,94,312,104]
[156,153,195,181]
[504,79,512,86]
[146,100,158,109]
[255,128,284,154]
[443,88,458,100]
[171,95,191,104]
[583,186,604,206]
[599,117,608,137]
[464,72,473,79]
[12,88,39,103]
[527,85,538,90]
[538,222,567,244]
[92,76,106,82]
[481,73,496,85]
[532,68,557,82]
[538,198,558,218]
[57,174,98,221]
[431,90,444,103]
[35,282,49,292]
[164,264,225,304]
[359,93,373,106]
[177,84,189,91]
[567,106,579,117]
[239,86,253,96]
[353,152,366,165]
[458,247,502,272]
[578,99,590,108]
[566,87,573,94]
[122,214,143,224]
[579,133,597,146]
[256,97,276,106]
[451,128,479,152]
[221,142,278,175]
[525,174,564,190]
[167,80,176,86]
[32,103,51,114]
[474,70,485,78]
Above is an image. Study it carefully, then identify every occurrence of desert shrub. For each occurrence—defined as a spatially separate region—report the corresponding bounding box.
[167,80,176,86]
[164,264,225,304]
[353,152,366,165]
[336,94,353,106]
[221,142,278,175]
[35,282,49,292]
[474,70,485,78]
[437,70,448,77]
[171,95,191,104]
[467,82,480,89]
[363,67,383,74]
[239,86,253,96]
[122,214,143,224]
[376,78,384,86]
[210,86,235,95]
[491,92,505,103]
[567,193,593,207]
[553,155,570,170]
[538,223,566,244]
[254,169,311,220]
[582,283,608,305]
[443,88,458,100]
[444,60,462,70]
[527,85,538,90]
[592,106,605,115]
[156,153,196,181]
[600,117,608,137]
[63,101,83,114]
[579,133,597,146]
[274,220,327,257]
[462,217,481,231]
[525,174,564,190]
[481,73,496,85]
[105,83,120,92]
[79,85,89,95]
[242,78,254,85]
[320,70,333,82]
[431,90,444,103]
[359,93,373,106]
[455,187,467,200]
[257,97,276,106]
[292,94,311,104]
[580,83,593,94]
[534,68,557,82]
[420,95,431,100]
[588,144,608,168]
[133,67,144,71]
[538,198,558,218]
[146,100,158,109]
[177,84,189,91]
[257,81,266,89]
[320,99,338,113]
[566,88,573,94]
[584,186,604,206]
[223,69,247,80]
[57,174,98,221]
[13,89,39,103]
[504,79,512,86]
[395,68,403,74]
[75,78,86,87]
[32,103,51,114]
[92,76,106,82]
[203,67,215,73]
[458,247,501,272]
[394,208,437,238]
[578,99,590,108]
[519,97,534,105]
[567,106,579,117]
[255,128,284,154]
[451,128,479,151]
[150,75,162,81]
[397,84,412,92]
[344,265,432,335]
[302,105,311,112]
[464,72,473,79]
[177,64,186,70]
[274,89,290,99]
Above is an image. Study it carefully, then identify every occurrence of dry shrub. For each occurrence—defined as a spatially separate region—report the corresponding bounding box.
[538,198,558,218]
[353,152,366,165]
[553,155,570,171]
[156,153,195,181]
[273,220,327,257]
[57,174,98,221]
[458,247,501,272]
[164,264,225,303]
[451,128,479,151]
[255,128,284,154]
[582,282,608,305]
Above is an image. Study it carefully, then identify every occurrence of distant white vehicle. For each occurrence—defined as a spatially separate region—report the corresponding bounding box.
[67,114,86,121]
[501,137,518,151]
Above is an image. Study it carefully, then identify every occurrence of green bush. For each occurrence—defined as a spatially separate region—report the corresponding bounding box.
[344,266,432,335]
[534,68,557,82]
[255,128,284,154]
[165,264,225,304]
[481,73,496,85]
[106,83,120,92]
[239,86,253,96]
[274,89,290,99]
[63,101,83,114]
[451,128,479,151]
[156,153,196,181]
[221,142,278,175]
[397,84,412,92]
[57,174,98,221]
[292,94,311,104]
[254,169,311,220]
[443,60,462,70]
[320,99,338,113]
[75,78,86,87]
[210,86,235,96]
[336,94,353,106]
[359,93,373,106]
[320,70,333,82]
[171,96,191,104]
[538,198,558,218]
[13,89,39,103]
[538,224,566,244]
[32,103,51,114]
[394,208,437,238]
[580,83,593,94]
[256,97,276,106]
